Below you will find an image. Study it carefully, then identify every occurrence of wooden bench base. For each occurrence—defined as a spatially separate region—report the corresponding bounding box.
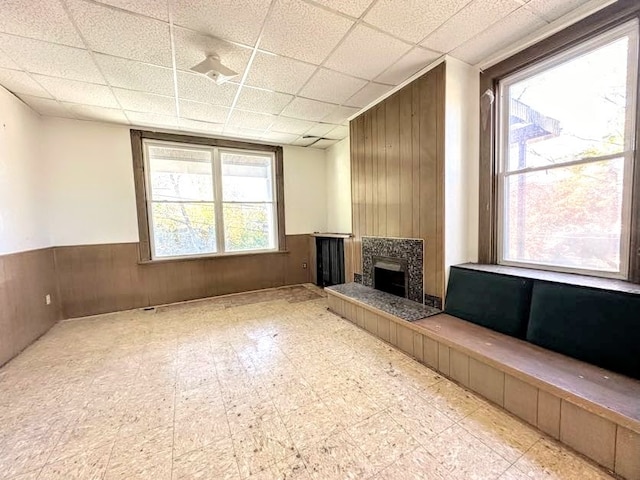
[326,289,640,480]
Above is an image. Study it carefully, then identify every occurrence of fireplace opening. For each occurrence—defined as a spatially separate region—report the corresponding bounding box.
[373,256,408,298]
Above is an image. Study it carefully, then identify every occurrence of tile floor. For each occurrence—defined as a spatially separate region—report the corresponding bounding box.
[0,285,615,480]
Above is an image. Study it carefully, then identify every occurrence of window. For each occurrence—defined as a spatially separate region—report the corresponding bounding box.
[132,131,284,261]
[496,21,639,279]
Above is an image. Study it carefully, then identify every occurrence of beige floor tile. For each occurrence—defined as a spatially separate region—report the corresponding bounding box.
[39,444,113,480]
[510,438,616,480]
[386,395,454,445]
[347,410,419,471]
[299,430,375,480]
[422,425,511,479]
[232,414,296,478]
[172,436,240,480]
[459,405,542,462]
[0,288,618,480]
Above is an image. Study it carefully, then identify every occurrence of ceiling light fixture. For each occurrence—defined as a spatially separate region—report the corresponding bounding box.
[190,54,238,85]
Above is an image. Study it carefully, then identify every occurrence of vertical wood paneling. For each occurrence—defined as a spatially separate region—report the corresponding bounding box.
[349,63,446,299]
[386,93,400,238]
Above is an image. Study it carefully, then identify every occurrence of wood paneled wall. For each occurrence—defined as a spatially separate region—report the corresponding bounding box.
[350,63,446,300]
[54,234,311,319]
[0,248,60,366]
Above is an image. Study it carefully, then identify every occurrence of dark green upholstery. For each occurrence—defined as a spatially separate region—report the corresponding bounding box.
[444,267,533,338]
[527,281,640,380]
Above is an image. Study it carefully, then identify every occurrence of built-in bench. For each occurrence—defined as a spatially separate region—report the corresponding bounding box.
[326,265,640,480]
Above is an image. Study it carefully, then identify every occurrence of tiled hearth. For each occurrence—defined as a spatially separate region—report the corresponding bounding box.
[361,236,424,303]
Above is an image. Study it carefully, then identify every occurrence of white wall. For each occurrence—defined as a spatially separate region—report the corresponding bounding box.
[325,137,352,233]
[444,57,480,285]
[282,145,327,234]
[0,88,50,254]
[41,119,328,245]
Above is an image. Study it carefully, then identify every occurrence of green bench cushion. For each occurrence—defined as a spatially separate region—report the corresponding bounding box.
[527,281,640,380]
[444,267,533,338]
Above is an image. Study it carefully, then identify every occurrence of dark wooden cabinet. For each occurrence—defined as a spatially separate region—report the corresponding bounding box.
[314,236,346,287]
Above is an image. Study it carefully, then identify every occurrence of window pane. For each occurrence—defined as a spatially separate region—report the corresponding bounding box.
[151,202,216,257]
[223,203,275,252]
[221,152,273,202]
[503,158,624,272]
[148,146,213,201]
[505,36,631,170]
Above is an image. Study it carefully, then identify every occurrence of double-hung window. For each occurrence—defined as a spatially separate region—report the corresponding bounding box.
[497,20,639,279]
[143,139,279,259]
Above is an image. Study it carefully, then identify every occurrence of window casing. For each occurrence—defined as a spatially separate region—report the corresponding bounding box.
[131,130,284,262]
[495,20,639,279]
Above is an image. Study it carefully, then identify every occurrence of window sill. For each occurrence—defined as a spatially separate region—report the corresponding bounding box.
[455,263,640,295]
[138,249,290,265]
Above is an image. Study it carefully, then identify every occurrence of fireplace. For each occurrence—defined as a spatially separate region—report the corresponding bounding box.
[361,236,424,303]
[373,256,408,298]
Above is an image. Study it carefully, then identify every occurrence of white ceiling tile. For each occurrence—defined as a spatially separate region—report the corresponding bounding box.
[422,0,521,54]
[311,138,338,149]
[324,24,412,80]
[179,118,224,134]
[327,125,349,139]
[113,88,176,115]
[64,103,129,123]
[172,0,271,46]
[262,131,298,144]
[0,48,20,70]
[261,0,353,64]
[17,95,72,117]
[33,75,119,108]
[322,105,359,124]
[299,69,367,104]
[344,82,392,108]
[179,99,230,123]
[527,0,590,22]
[0,68,52,98]
[0,34,105,83]
[126,111,178,128]
[304,123,339,137]
[94,0,169,21]
[177,71,238,107]
[173,27,253,76]
[280,97,337,122]
[375,47,441,85]
[66,0,172,67]
[270,116,315,135]
[95,54,175,96]
[451,7,547,65]
[312,0,374,18]
[235,86,293,115]
[227,109,274,130]
[223,125,266,139]
[245,52,316,95]
[0,0,83,47]
[293,136,317,146]
[364,0,470,43]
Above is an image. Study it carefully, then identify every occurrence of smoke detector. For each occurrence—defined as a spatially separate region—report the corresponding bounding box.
[190,54,238,85]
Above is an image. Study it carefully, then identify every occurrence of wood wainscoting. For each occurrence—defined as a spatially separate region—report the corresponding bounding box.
[350,62,445,300]
[54,234,311,319]
[0,247,60,366]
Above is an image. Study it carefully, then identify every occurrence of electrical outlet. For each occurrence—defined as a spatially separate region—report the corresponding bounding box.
[302,262,308,269]
[45,294,51,305]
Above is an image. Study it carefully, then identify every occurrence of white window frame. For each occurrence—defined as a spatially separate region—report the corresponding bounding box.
[496,20,639,279]
[143,139,279,260]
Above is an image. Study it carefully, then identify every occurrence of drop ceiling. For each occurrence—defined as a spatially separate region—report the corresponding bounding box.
[0,0,603,148]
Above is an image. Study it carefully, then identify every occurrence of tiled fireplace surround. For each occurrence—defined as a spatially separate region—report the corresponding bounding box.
[359,236,425,304]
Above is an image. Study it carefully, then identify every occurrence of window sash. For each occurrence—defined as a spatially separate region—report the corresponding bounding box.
[496,21,639,279]
[143,139,278,260]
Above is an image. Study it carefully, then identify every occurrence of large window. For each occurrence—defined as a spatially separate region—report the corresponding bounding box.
[496,21,638,278]
[133,132,283,261]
